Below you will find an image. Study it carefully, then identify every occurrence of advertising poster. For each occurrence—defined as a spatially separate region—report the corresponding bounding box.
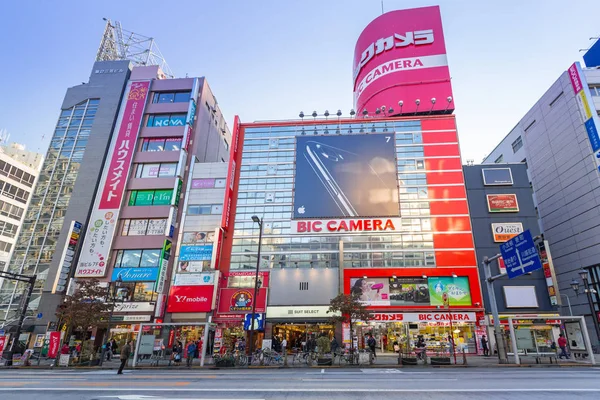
[47,331,61,359]
[565,321,586,351]
[294,134,399,219]
[182,231,214,244]
[166,285,214,313]
[173,272,214,286]
[491,222,523,242]
[486,194,519,212]
[388,277,430,305]
[75,80,150,277]
[177,261,207,273]
[179,244,213,261]
[428,277,472,306]
[217,288,267,314]
[0,336,6,358]
[350,277,391,305]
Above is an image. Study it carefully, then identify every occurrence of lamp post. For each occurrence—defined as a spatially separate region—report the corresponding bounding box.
[248,215,263,360]
[560,294,573,316]
[570,270,600,341]
[99,276,123,366]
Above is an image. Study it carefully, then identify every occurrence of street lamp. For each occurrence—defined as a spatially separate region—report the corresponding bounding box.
[99,275,123,366]
[560,294,573,316]
[571,270,600,341]
[248,215,263,359]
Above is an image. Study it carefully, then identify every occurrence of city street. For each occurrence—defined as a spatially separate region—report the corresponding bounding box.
[0,367,598,399]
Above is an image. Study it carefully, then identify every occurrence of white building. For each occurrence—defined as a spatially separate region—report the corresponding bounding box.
[0,143,43,316]
[482,63,600,343]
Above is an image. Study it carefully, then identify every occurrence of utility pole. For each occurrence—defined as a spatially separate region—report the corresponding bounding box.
[0,271,36,364]
[482,255,509,364]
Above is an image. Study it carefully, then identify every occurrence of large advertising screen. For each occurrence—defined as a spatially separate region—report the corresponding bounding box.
[353,6,453,115]
[350,276,471,307]
[293,133,399,219]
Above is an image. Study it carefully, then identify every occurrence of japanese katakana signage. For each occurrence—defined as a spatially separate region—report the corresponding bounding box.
[75,80,150,277]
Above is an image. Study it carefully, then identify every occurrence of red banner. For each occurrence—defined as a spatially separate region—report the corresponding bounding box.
[99,81,150,209]
[0,336,6,357]
[166,285,215,313]
[217,288,267,314]
[47,331,61,359]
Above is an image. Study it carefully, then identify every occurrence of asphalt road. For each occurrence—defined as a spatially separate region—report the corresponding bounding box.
[0,367,598,399]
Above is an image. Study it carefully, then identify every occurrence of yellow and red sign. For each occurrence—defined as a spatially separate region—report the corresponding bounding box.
[487,194,519,212]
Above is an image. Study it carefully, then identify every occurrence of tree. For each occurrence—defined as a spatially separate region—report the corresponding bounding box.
[55,279,113,359]
[328,293,373,362]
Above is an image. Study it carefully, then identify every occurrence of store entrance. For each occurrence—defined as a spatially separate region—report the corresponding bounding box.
[272,323,334,352]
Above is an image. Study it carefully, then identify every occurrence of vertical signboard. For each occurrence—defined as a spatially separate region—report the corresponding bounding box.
[568,62,600,174]
[47,331,61,359]
[538,240,560,306]
[155,239,172,294]
[221,116,241,232]
[52,221,82,293]
[75,81,151,277]
[182,78,200,152]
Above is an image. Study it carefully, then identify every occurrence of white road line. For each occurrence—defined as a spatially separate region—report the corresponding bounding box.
[1,388,600,392]
[302,378,457,382]
[321,368,324,374]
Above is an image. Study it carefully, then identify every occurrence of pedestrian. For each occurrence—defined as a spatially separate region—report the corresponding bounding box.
[173,341,182,364]
[106,340,113,361]
[330,336,339,354]
[367,333,376,358]
[75,342,82,357]
[558,333,570,359]
[117,340,132,375]
[481,335,489,357]
[187,341,197,367]
[61,343,70,355]
[194,340,200,359]
[111,339,118,358]
[281,337,287,354]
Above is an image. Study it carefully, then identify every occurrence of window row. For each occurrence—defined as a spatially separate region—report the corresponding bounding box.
[134,163,178,178]
[0,199,25,221]
[0,240,11,253]
[120,218,167,236]
[115,282,157,302]
[128,189,173,206]
[0,181,30,204]
[0,161,36,187]
[0,220,18,238]
[141,137,182,152]
[152,91,191,104]
[146,113,187,127]
[187,204,223,215]
[590,86,600,97]
[114,249,162,269]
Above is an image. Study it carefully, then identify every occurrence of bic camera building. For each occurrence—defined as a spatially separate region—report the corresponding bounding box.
[215,6,486,354]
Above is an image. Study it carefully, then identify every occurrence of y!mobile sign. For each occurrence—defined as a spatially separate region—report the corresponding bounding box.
[353,6,453,115]
[75,81,150,277]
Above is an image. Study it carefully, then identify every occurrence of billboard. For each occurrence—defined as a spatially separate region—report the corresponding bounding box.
[166,285,214,313]
[293,134,399,219]
[349,276,470,306]
[217,288,267,314]
[486,194,519,212]
[179,244,214,261]
[75,80,150,277]
[491,222,523,242]
[353,6,453,115]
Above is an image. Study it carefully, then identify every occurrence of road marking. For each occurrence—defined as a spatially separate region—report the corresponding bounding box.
[302,378,457,382]
[360,368,403,373]
[321,368,324,374]
[98,396,264,400]
[5,387,600,393]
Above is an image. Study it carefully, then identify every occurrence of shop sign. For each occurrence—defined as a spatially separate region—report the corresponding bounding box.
[538,240,560,306]
[221,116,240,232]
[75,81,150,277]
[113,302,155,313]
[487,194,519,212]
[266,306,340,319]
[491,222,523,242]
[192,178,215,189]
[177,261,206,273]
[179,244,213,261]
[291,218,402,235]
[217,288,267,314]
[165,207,177,238]
[0,336,6,358]
[227,271,270,288]
[111,267,159,282]
[111,315,152,322]
[47,332,61,359]
[371,312,477,322]
[171,179,183,207]
[342,322,351,344]
[173,272,214,286]
[167,285,214,313]
[155,239,172,294]
[52,220,82,293]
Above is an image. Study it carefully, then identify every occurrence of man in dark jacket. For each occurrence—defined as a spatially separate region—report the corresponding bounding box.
[117,340,132,375]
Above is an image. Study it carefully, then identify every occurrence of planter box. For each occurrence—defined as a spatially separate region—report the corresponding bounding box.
[400,357,418,365]
[429,357,451,365]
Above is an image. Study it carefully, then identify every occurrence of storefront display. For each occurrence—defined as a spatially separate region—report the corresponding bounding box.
[272,323,334,351]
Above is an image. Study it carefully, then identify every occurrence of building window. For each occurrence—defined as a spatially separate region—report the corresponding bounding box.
[0,161,35,187]
[128,189,173,206]
[511,136,523,153]
[187,204,222,215]
[590,86,600,97]
[151,91,191,104]
[0,181,29,204]
[0,220,18,238]
[114,249,161,269]
[494,154,504,163]
[141,137,182,152]
[121,218,167,236]
[146,114,187,127]
[135,163,178,178]
[0,200,24,221]
[0,239,12,253]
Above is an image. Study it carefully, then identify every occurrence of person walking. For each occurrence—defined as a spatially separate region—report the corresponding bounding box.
[117,340,132,375]
[367,333,377,359]
[558,333,570,359]
[186,341,197,367]
[331,336,339,354]
[172,341,182,364]
[481,335,489,357]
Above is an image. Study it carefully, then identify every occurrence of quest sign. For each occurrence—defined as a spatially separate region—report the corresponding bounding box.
[291,218,402,235]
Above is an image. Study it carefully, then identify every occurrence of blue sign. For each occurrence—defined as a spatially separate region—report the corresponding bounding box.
[584,38,600,68]
[243,313,265,331]
[36,313,43,319]
[585,118,600,152]
[500,230,543,279]
[179,244,213,261]
[111,267,159,282]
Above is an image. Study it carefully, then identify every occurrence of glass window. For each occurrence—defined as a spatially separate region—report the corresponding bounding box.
[174,92,190,103]
[133,283,156,301]
[144,138,165,152]
[129,190,172,206]
[152,91,191,104]
[153,190,172,205]
[165,138,182,151]
[140,249,161,267]
[128,219,149,235]
[156,93,175,103]
[211,205,223,214]
[188,205,212,215]
[137,163,160,178]
[121,219,131,236]
[158,163,177,177]
[214,178,226,188]
[117,249,142,268]
[169,114,186,126]
[511,136,523,153]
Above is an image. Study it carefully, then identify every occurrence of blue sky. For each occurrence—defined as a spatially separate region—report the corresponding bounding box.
[0,0,598,162]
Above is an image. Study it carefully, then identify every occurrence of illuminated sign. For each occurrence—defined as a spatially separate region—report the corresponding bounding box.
[291,218,402,235]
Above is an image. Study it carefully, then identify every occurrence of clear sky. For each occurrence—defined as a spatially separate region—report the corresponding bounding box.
[0,0,599,162]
